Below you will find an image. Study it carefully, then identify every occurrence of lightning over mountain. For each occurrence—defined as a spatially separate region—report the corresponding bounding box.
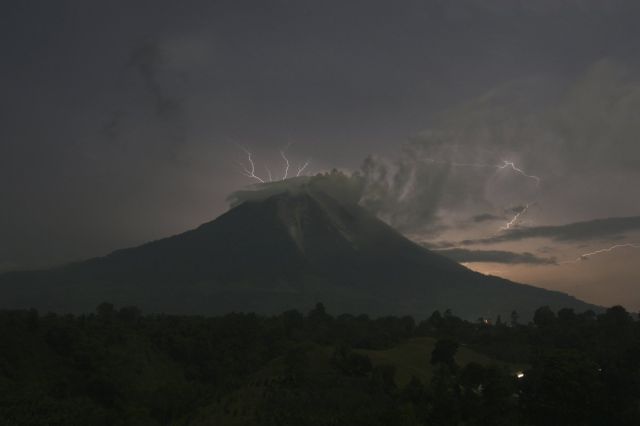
[561,243,640,264]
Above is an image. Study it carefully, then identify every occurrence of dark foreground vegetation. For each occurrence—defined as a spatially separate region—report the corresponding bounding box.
[1,303,639,425]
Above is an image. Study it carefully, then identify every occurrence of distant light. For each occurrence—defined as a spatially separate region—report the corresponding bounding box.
[516,372,525,379]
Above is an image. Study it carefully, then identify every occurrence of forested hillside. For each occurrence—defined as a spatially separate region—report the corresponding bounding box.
[1,303,639,425]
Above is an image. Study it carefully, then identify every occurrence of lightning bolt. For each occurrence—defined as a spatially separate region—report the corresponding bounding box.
[497,161,541,186]
[238,148,265,183]
[423,158,541,185]
[560,243,640,264]
[238,145,309,183]
[500,204,531,231]
[296,160,310,177]
[422,156,540,233]
[280,150,290,180]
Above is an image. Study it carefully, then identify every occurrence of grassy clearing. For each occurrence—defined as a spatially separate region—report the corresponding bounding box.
[357,337,526,387]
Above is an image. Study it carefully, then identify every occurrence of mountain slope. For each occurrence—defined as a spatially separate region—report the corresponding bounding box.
[0,190,596,319]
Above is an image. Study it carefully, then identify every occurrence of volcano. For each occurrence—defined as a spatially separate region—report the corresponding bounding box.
[0,188,595,319]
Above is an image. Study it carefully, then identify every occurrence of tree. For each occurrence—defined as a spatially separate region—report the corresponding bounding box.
[429,310,443,329]
[459,362,486,389]
[332,345,372,377]
[281,309,304,339]
[599,305,632,328]
[400,315,416,335]
[557,308,576,322]
[97,302,115,321]
[118,306,141,323]
[431,339,459,371]
[284,345,309,375]
[533,306,555,328]
[308,302,329,323]
[27,308,39,331]
[510,310,519,327]
[521,350,603,425]
[371,364,396,394]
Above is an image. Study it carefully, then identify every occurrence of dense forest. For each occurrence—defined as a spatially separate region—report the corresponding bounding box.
[1,303,639,425]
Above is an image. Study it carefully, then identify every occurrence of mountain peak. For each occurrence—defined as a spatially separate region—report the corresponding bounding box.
[0,188,597,319]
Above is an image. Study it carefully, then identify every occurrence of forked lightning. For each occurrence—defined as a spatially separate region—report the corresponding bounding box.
[238,147,309,183]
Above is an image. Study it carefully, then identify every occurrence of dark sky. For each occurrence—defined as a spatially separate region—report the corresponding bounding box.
[2,0,640,309]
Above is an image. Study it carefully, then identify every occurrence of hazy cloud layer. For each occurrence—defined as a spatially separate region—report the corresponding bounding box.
[435,248,556,265]
[353,59,640,239]
[457,216,640,246]
[472,213,503,223]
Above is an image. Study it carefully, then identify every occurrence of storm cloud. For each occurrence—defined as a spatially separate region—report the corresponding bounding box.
[353,60,640,237]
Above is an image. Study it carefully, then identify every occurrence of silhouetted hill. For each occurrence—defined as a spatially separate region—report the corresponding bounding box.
[0,189,596,319]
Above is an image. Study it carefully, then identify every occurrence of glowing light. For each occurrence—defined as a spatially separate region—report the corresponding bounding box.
[500,204,531,231]
[423,157,541,185]
[238,146,310,183]
[516,372,525,379]
[560,243,640,264]
[296,160,310,177]
[238,148,265,183]
[280,150,290,180]
[421,156,540,235]
[497,161,541,186]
